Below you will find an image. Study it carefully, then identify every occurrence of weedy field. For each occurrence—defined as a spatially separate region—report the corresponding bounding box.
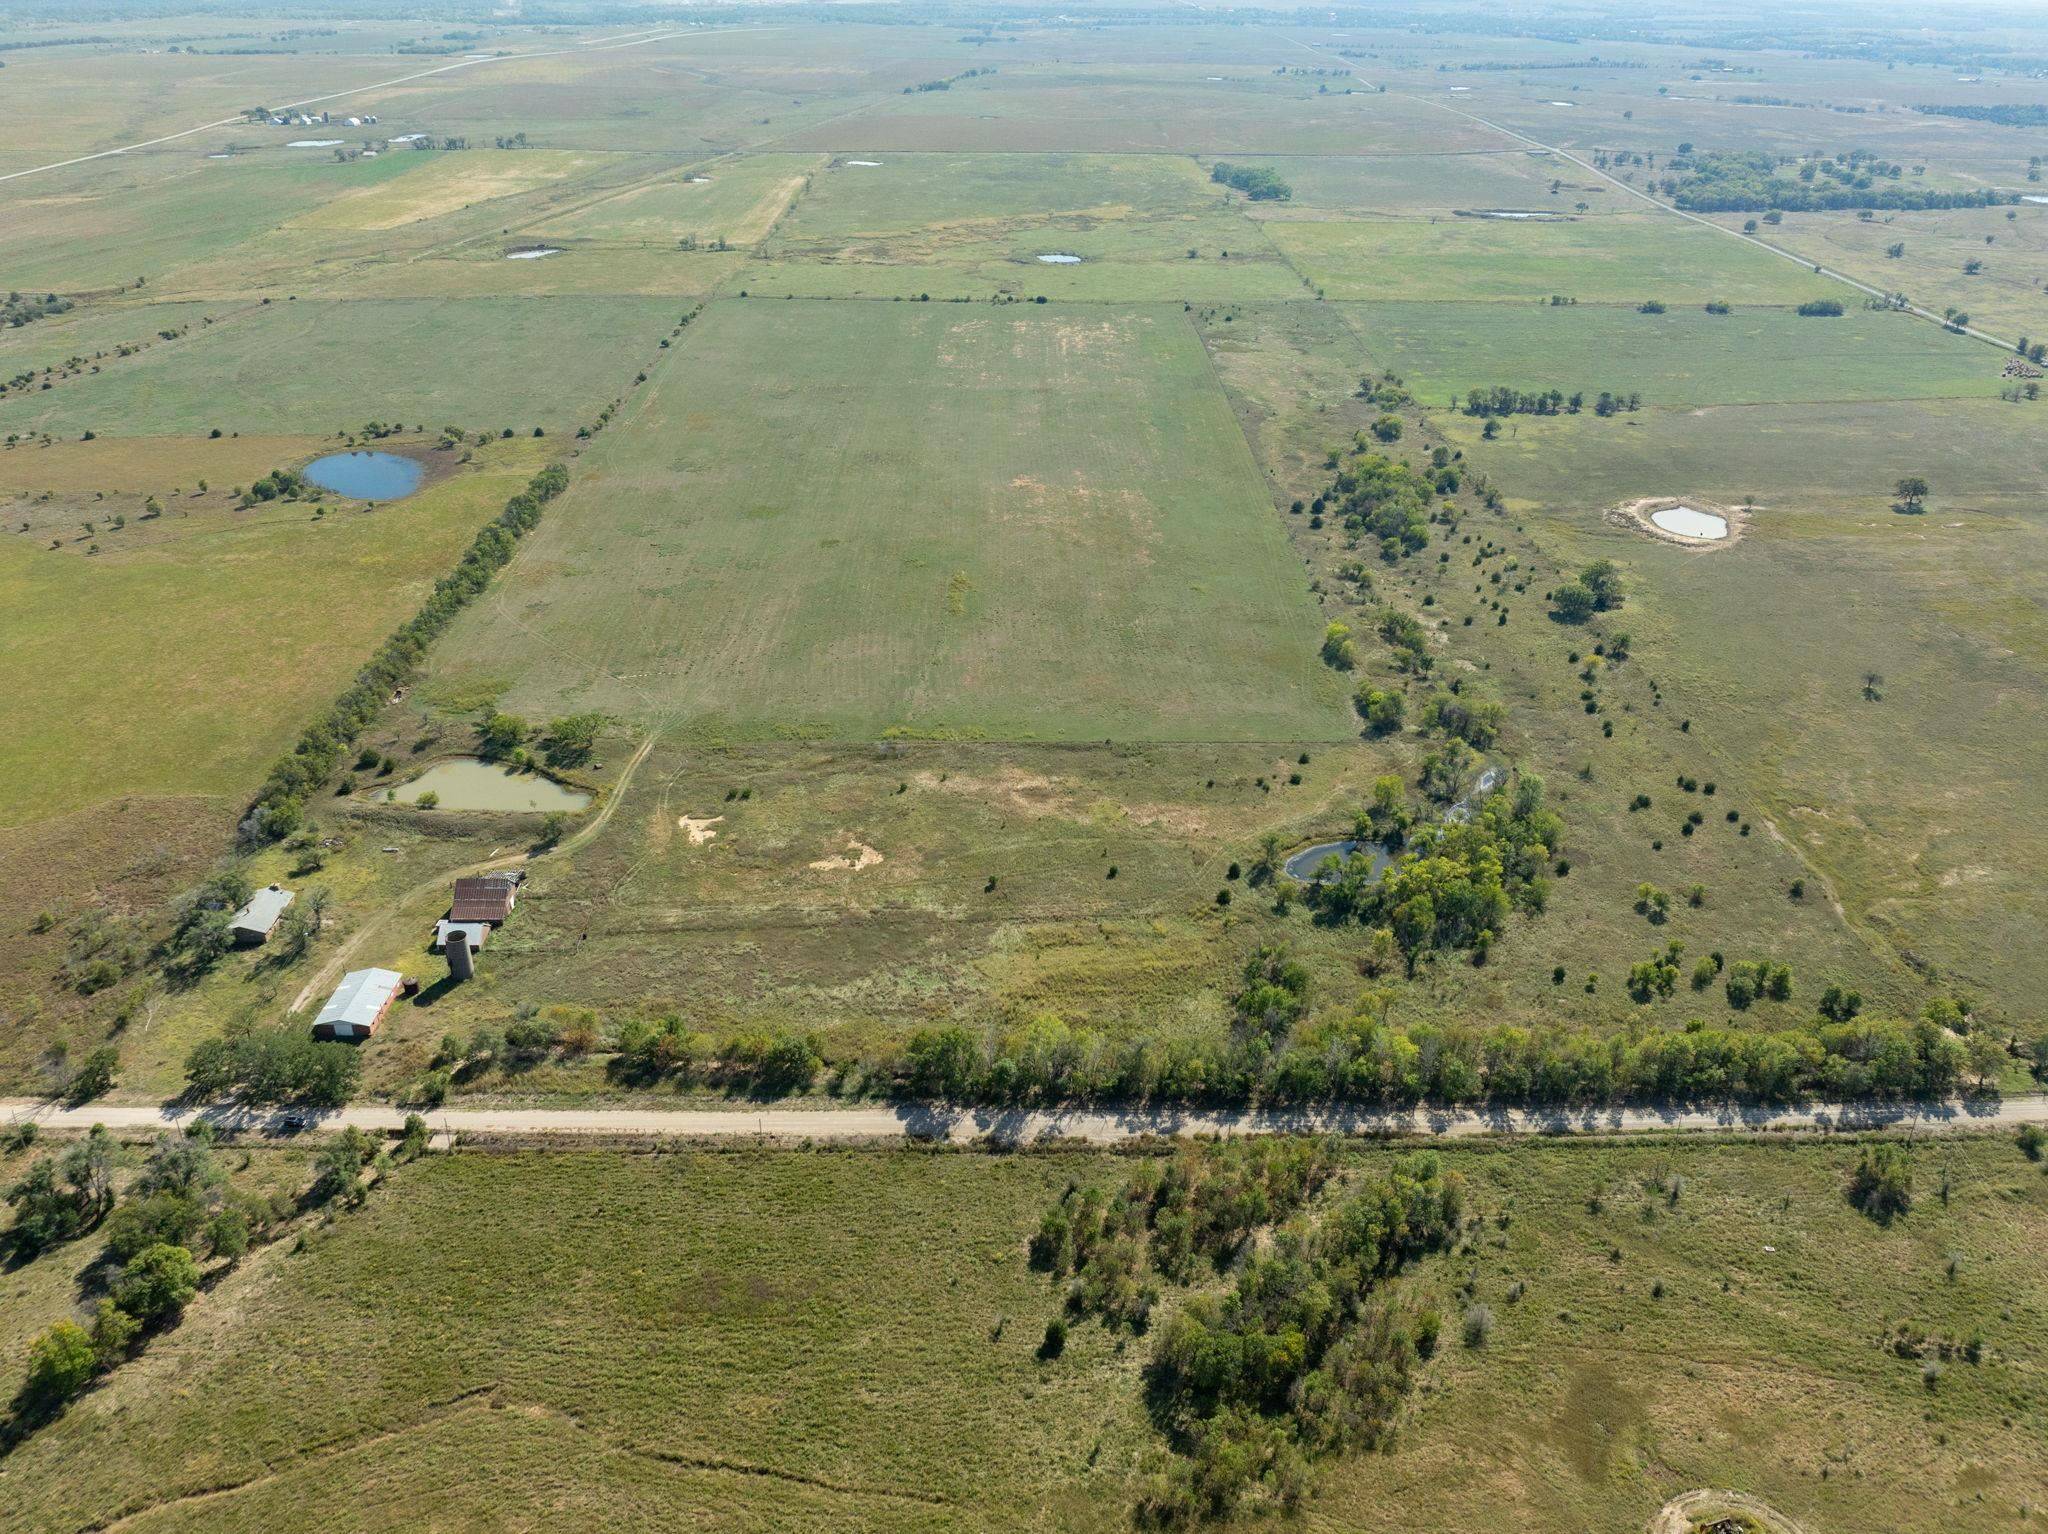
[3,1135,2043,1533]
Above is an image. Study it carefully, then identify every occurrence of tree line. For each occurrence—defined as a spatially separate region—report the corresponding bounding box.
[1669,149,2015,212]
[1210,163,1292,201]
[239,461,569,843]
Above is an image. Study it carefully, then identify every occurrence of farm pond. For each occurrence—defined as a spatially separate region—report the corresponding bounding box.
[304,451,424,500]
[390,758,592,813]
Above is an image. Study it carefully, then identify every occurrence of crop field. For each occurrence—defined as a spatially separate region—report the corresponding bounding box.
[1268,215,1845,304]
[287,148,625,232]
[426,298,1348,740]
[0,296,677,438]
[5,1137,2043,1534]
[1349,301,2007,406]
[1221,149,1619,215]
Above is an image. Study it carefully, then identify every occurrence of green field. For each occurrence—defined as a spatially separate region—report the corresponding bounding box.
[5,1137,2043,1533]
[533,153,827,245]
[1269,215,1845,304]
[1349,300,2008,406]
[426,298,1349,740]
[0,296,678,439]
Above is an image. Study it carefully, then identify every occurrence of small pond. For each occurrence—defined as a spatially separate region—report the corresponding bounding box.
[845,159,883,167]
[2027,196,2048,205]
[390,758,592,813]
[1036,252,1083,264]
[1284,839,1394,884]
[304,450,425,500]
[505,246,562,260]
[1651,504,1729,540]
[288,139,344,148]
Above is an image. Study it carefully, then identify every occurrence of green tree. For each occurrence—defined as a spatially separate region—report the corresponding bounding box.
[88,1299,140,1367]
[1894,476,1929,513]
[23,1321,97,1407]
[1550,581,1597,623]
[1848,1143,1913,1224]
[112,1243,200,1322]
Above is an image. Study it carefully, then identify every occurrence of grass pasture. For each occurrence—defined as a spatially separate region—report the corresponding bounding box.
[1349,300,2008,407]
[1269,214,1844,305]
[532,153,827,246]
[287,148,625,232]
[427,298,1348,741]
[4,1138,2043,1534]
[0,296,677,439]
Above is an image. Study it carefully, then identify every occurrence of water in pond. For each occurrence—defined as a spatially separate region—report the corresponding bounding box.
[1286,766,1504,883]
[506,247,562,260]
[288,139,344,147]
[1284,840,1395,884]
[1036,252,1083,264]
[1651,505,1729,540]
[304,451,425,500]
[845,159,882,167]
[2027,196,2048,205]
[391,758,592,813]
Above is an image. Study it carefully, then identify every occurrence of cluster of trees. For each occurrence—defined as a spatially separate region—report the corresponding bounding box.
[1457,386,1641,419]
[184,1024,361,1105]
[240,462,569,843]
[606,1016,823,1095]
[1669,149,2014,212]
[239,466,310,507]
[902,66,994,92]
[12,1122,405,1422]
[1210,163,1292,201]
[1797,299,1845,317]
[1312,450,1436,561]
[1550,558,1624,622]
[1136,1153,1463,1521]
[1309,775,1560,967]
[3,290,72,328]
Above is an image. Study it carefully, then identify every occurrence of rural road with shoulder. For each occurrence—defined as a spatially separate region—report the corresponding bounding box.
[4,1094,2043,1147]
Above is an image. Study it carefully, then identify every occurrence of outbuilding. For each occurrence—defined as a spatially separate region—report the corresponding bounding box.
[229,884,294,946]
[451,872,520,924]
[432,919,491,953]
[312,968,403,1041]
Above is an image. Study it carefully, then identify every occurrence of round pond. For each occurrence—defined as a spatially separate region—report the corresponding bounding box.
[1649,504,1729,540]
[1036,252,1083,264]
[304,451,425,500]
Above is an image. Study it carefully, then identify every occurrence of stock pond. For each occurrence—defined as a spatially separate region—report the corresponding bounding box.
[303,451,424,500]
[390,758,592,813]
[1651,504,1729,540]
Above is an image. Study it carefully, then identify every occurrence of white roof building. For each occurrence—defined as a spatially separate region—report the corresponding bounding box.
[228,884,294,945]
[312,968,403,1040]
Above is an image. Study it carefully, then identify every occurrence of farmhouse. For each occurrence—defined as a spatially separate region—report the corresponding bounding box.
[451,872,521,924]
[312,967,403,1041]
[228,884,294,946]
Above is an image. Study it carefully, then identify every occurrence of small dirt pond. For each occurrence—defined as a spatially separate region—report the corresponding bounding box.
[1650,504,1729,540]
[391,758,592,813]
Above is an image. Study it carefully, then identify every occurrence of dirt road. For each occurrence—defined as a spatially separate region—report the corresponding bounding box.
[5,1093,2042,1148]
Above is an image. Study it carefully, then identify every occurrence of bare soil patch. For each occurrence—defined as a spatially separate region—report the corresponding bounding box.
[1649,1489,1807,1534]
[1609,495,1750,550]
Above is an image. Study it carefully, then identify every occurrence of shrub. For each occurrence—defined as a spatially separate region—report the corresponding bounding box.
[1462,1303,1495,1347]
[1848,1143,1913,1224]
[23,1321,97,1407]
[112,1243,200,1322]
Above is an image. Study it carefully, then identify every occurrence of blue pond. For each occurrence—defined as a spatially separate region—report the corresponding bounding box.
[303,451,424,500]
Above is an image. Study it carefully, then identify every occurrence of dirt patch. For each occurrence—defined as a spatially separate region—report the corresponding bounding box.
[678,814,724,845]
[1608,496,1750,550]
[809,840,883,872]
[1648,1490,1806,1534]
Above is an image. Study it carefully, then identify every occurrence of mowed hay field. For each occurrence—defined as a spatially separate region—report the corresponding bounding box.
[1349,301,2008,407]
[428,298,1349,741]
[1270,214,1843,305]
[0,296,679,439]
[532,152,827,246]
[5,1138,2043,1534]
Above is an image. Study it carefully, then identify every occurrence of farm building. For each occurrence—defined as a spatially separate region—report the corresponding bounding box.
[312,967,403,1041]
[228,884,294,946]
[432,919,491,953]
[451,872,521,924]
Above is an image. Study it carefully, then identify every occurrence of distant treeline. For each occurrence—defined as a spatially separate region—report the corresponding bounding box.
[1453,58,1645,70]
[241,462,569,843]
[1458,386,1641,419]
[903,65,994,92]
[1670,149,2014,212]
[1916,103,2048,128]
[1211,162,1292,201]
